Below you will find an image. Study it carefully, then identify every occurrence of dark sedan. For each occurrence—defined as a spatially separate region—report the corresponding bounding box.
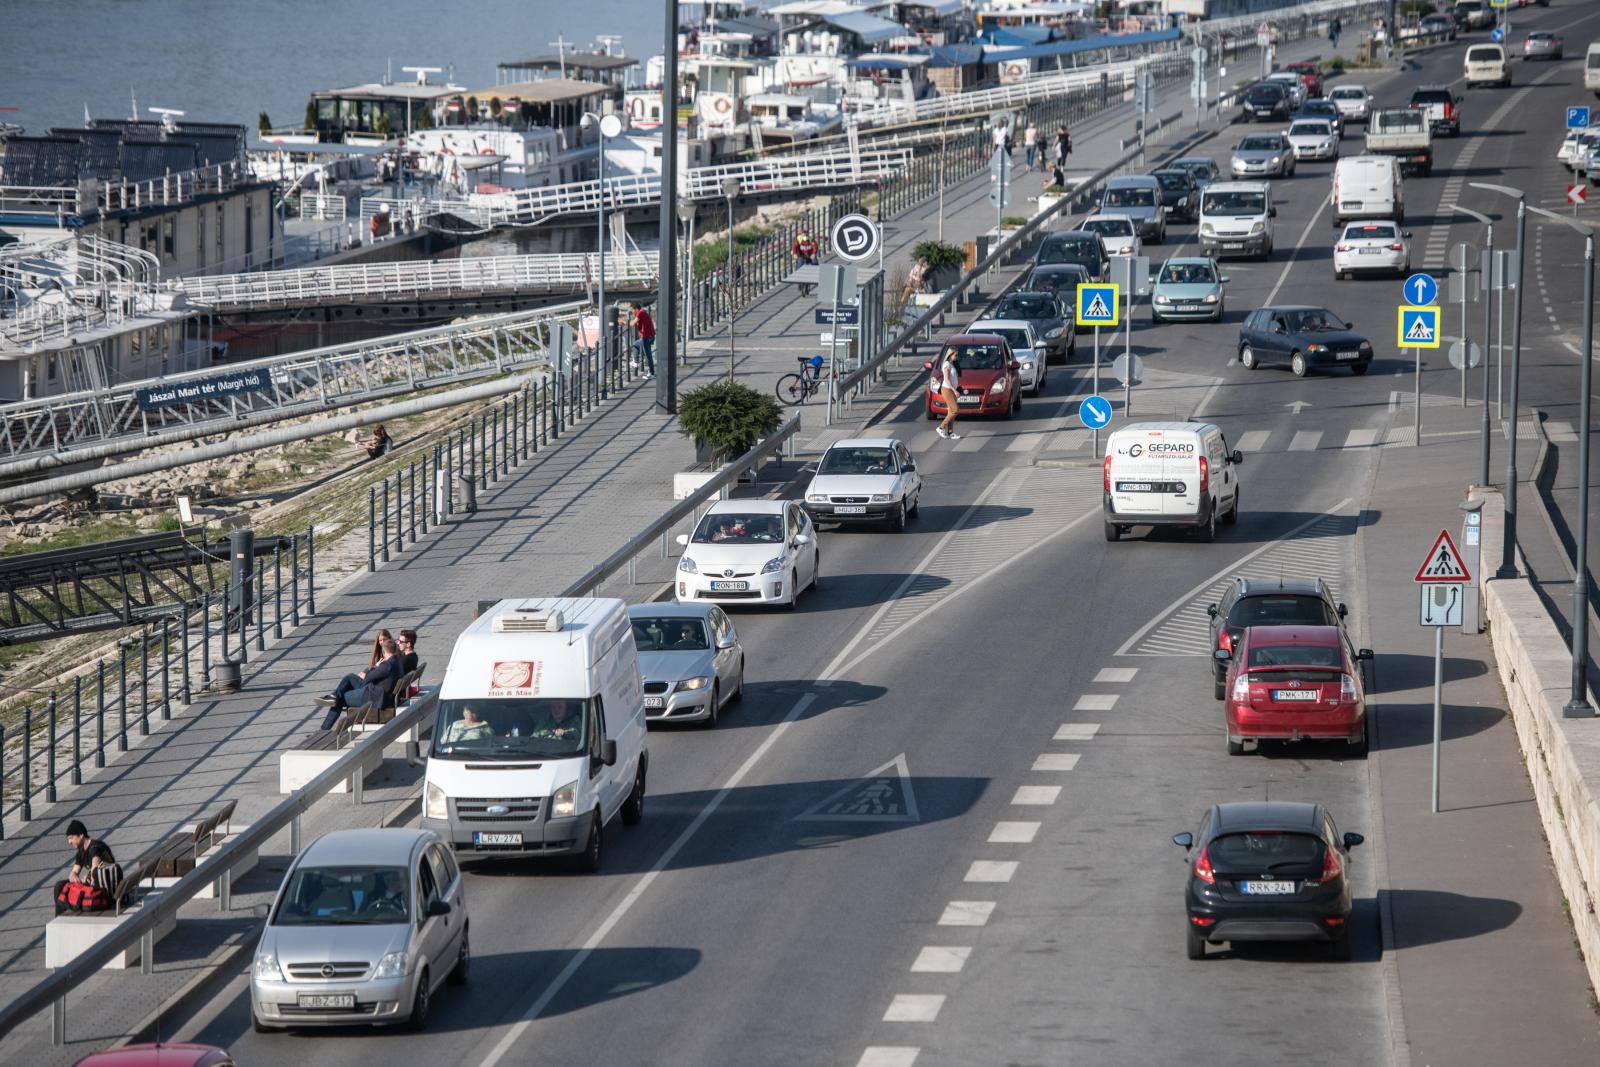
[1175,802,1364,960]
[1036,230,1109,280]
[1151,167,1201,221]
[1237,305,1372,376]
[1025,263,1094,300]
[992,289,1076,362]
[1241,81,1292,122]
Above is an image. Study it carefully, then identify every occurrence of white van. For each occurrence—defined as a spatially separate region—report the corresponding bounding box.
[1331,155,1403,225]
[421,597,647,870]
[1104,422,1243,543]
[1587,43,1600,98]
[1198,181,1275,259]
[1464,43,1510,89]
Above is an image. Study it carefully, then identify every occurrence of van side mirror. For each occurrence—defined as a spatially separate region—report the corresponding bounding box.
[1343,832,1365,849]
[1269,206,1278,217]
[1173,832,1194,848]
[600,739,618,767]
[1230,450,1243,465]
[425,898,452,918]
[1357,648,1374,661]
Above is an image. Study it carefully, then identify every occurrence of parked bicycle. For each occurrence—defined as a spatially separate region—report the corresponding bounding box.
[776,355,831,404]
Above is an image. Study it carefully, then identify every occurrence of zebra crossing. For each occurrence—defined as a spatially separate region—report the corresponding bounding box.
[901,419,1400,457]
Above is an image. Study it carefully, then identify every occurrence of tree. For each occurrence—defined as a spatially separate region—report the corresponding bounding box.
[415,105,434,131]
[303,101,317,131]
[258,111,272,135]
[465,96,479,124]
[489,96,503,122]
[677,380,784,462]
[374,112,392,136]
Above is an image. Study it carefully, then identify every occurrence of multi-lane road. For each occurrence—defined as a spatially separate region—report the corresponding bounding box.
[175,7,1600,1064]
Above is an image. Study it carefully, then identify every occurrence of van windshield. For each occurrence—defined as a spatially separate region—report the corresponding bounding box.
[1202,190,1266,216]
[432,697,590,759]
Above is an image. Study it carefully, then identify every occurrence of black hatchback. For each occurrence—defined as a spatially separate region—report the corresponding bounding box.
[1241,82,1292,122]
[1207,576,1347,698]
[1174,802,1364,961]
[1036,230,1110,280]
[1237,305,1372,377]
[1025,262,1093,299]
[1151,168,1201,221]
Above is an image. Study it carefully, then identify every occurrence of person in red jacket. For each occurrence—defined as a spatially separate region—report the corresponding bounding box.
[631,302,656,379]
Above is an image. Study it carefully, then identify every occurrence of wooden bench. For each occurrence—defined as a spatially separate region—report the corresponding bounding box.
[279,665,429,793]
[45,831,188,969]
[149,799,253,900]
[349,663,426,735]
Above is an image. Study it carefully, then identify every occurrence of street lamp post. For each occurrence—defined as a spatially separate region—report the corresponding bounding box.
[677,199,696,364]
[723,177,740,382]
[656,0,681,414]
[1447,202,1495,487]
[1472,182,1526,579]
[582,112,623,379]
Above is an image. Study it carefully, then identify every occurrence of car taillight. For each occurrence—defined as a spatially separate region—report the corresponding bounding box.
[1194,844,1216,884]
[1104,454,1113,493]
[1341,673,1358,701]
[1388,242,1405,251]
[1198,456,1209,493]
[1231,672,1250,701]
[1219,628,1234,653]
[1444,102,1455,119]
[1335,243,1351,252]
[1308,845,1343,886]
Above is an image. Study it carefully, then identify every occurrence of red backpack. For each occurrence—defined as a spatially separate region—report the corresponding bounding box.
[55,878,113,914]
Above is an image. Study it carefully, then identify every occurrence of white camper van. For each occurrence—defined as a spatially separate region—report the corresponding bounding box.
[421,597,647,870]
[1103,422,1244,543]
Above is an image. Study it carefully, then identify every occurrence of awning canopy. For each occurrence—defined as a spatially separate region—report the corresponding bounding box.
[847,52,932,69]
[927,42,984,66]
[822,11,906,44]
[901,0,967,15]
[980,27,1180,63]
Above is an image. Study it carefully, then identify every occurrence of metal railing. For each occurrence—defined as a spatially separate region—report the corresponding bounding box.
[0,161,252,221]
[0,685,435,1047]
[1,235,171,348]
[0,529,316,832]
[298,192,347,222]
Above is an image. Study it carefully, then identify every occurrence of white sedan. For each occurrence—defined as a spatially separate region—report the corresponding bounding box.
[1328,84,1372,123]
[803,437,922,530]
[1333,220,1410,280]
[675,499,819,609]
[967,318,1046,393]
[1081,213,1142,258]
[1287,119,1338,161]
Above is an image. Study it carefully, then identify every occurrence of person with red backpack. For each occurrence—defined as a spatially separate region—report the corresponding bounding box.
[56,820,120,914]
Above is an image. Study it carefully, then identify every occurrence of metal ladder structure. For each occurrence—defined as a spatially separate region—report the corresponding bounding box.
[0,235,178,350]
[0,302,584,474]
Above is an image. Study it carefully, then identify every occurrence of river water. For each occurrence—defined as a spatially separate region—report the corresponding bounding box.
[1,0,664,136]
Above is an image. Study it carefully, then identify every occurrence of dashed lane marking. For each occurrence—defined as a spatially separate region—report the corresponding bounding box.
[1032,753,1082,771]
[1055,723,1101,740]
[965,860,1019,883]
[1235,429,1271,453]
[1012,785,1062,804]
[858,1049,920,1067]
[1094,667,1137,683]
[911,947,972,974]
[938,901,995,926]
[884,995,945,1022]
[1074,694,1118,711]
[989,821,1041,843]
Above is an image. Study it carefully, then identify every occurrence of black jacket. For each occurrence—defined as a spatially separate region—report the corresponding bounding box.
[356,654,405,710]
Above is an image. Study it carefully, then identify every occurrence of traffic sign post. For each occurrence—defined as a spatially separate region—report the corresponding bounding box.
[1417,528,1471,814]
[1399,304,1441,446]
[1460,501,1484,635]
[1449,245,1480,409]
[1077,283,1118,454]
[1110,259,1148,413]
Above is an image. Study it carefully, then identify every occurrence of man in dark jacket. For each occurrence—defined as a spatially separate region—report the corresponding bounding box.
[317,634,404,729]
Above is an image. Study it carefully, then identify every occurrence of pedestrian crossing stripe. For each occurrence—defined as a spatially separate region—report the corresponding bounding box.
[1075,282,1121,326]
[1397,305,1441,349]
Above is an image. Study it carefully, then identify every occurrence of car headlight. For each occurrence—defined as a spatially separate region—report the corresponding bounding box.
[678,556,698,573]
[674,676,709,692]
[1249,222,1265,235]
[1360,341,1373,352]
[1308,343,1328,354]
[372,950,409,980]
[870,493,894,502]
[806,493,828,504]
[552,780,578,817]
[424,780,447,820]
[253,949,284,981]
[1201,223,1216,237]
[1155,294,1173,304]
[988,377,1008,394]
[1017,359,1034,371]
[1203,294,1219,304]
[1118,244,1133,254]
[761,554,787,574]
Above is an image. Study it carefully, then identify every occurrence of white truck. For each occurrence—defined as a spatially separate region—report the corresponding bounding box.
[1364,107,1433,176]
[1587,42,1600,98]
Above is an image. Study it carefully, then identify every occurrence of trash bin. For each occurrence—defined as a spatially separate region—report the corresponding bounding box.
[458,472,478,514]
[208,660,241,694]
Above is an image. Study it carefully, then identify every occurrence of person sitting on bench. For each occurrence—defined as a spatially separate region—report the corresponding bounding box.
[316,633,403,729]
[364,425,392,461]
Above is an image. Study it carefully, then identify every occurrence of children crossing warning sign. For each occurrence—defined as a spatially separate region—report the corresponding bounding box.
[1075,282,1120,327]
[1397,305,1441,349]
[1414,529,1470,582]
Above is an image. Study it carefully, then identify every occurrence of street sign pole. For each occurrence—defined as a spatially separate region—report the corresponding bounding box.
[826,268,845,427]
[1432,621,1443,812]
[1414,344,1421,446]
[1417,528,1471,813]
[1093,324,1101,455]
[1481,233,1494,486]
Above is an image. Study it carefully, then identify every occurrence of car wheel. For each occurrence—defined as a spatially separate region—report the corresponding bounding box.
[1186,923,1208,960]
[1151,309,1162,325]
[811,553,820,590]
[1351,362,1369,376]
[622,760,646,820]
[1240,345,1258,370]
[783,571,799,611]
[1214,671,1226,701]
[577,809,603,872]
[408,967,432,1031]
[1351,719,1370,760]
[1104,520,1121,542]
[1328,925,1353,962]
[1335,269,1345,281]
[448,925,471,985]
[1213,302,1226,323]
[1067,334,1077,361]
[1227,734,1245,756]
[908,493,920,519]
[1005,393,1019,419]
[732,656,745,702]
[1291,350,1308,377]
[891,501,907,532]
[251,1010,272,1034]
[705,683,720,729]
[926,407,939,420]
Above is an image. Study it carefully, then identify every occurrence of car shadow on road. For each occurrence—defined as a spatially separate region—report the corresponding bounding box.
[1117,510,1357,548]
[649,679,888,732]
[1205,896,1382,964]
[1367,652,1491,691]
[1372,700,1501,750]
[1381,887,1522,949]
[908,502,1033,534]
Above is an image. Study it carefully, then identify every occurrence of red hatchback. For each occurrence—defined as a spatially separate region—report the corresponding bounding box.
[1285,62,1323,97]
[1217,625,1372,758]
[924,334,1023,420]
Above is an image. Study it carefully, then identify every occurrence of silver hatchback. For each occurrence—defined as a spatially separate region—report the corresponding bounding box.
[250,828,468,1031]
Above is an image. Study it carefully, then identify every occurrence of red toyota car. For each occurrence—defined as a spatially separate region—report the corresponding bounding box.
[72,1044,234,1067]
[924,334,1023,420]
[1216,625,1372,757]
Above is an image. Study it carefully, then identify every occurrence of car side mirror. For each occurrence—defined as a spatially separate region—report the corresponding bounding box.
[717,634,737,649]
[675,533,689,547]
[922,360,934,370]
[254,903,271,920]
[1213,648,1231,662]
[1230,449,1243,465]
[600,739,618,767]
[1338,602,1349,617]
[793,532,812,547]
[1173,832,1194,848]
[1206,603,1219,617]
[1220,276,1231,283]
[1009,360,1022,370]
[904,460,916,471]
[425,898,452,918]
[1343,832,1365,849]
[1358,648,1374,661]
[1403,231,1413,238]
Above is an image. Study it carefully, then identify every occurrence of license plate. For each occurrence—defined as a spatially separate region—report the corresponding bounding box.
[957,395,980,405]
[1335,350,1360,361]
[1222,242,1243,250]
[1118,482,1154,492]
[1273,689,1319,701]
[298,993,356,1009]
[835,505,867,514]
[1241,880,1297,895]
[710,580,748,591]
[1358,247,1382,255]
[643,696,665,708]
[473,831,522,846]
[1177,305,1201,312]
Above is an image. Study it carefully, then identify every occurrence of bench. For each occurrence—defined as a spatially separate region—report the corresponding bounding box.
[149,799,254,900]
[783,265,818,296]
[279,666,430,793]
[348,663,426,736]
[45,832,188,969]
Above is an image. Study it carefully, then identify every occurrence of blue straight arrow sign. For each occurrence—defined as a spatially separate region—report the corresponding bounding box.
[1404,272,1438,306]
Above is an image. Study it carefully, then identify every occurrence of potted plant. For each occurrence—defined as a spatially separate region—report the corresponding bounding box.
[912,239,966,293]
[676,380,784,474]
[1037,182,1072,216]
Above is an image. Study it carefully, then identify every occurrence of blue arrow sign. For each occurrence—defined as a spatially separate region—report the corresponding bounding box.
[1570,107,1591,130]
[1404,272,1438,306]
[1080,395,1113,429]
[1490,26,1504,43]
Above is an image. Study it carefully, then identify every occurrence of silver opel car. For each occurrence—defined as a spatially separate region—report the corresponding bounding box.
[250,828,468,1031]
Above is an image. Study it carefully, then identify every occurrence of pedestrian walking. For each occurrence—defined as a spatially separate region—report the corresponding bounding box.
[630,301,656,379]
[1329,15,1341,48]
[1023,120,1039,170]
[1054,125,1072,167]
[990,121,1008,159]
[934,346,962,441]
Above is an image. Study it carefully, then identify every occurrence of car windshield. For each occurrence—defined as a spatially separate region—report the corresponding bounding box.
[1083,218,1134,237]
[1161,263,1217,285]
[1175,160,1214,177]
[275,866,410,926]
[947,344,1007,369]
[1105,187,1156,208]
[1038,238,1096,264]
[997,294,1057,318]
[1228,594,1333,628]
[1209,832,1325,872]
[1153,172,1188,191]
[1344,223,1396,240]
[1201,190,1266,216]
[1238,136,1281,152]
[988,328,1032,350]
[632,617,710,651]
[1289,308,1347,331]
[1302,101,1337,115]
[1246,643,1343,669]
[1290,122,1330,137]
[1412,91,1451,104]
[818,446,898,475]
[1028,269,1083,291]
[432,697,591,759]
[691,511,786,544]
[1330,88,1364,99]
[1247,86,1284,101]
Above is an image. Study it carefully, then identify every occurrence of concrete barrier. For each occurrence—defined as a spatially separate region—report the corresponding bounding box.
[1475,486,1600,995]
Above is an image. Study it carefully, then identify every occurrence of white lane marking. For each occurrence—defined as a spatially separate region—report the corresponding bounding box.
[1344,428,1379,448]
[939,901,996,926]
[989,821,1041,843]
[1094,667,1137,683]
[1073,693,1118,711]
[858,1049,920,1067]
[1261,193,1331,308]
[953,435,986,452]
[1288,430,1322,451]
[1234,429,1271,453]
[965,860,1019,883]
[884,995,946,1022]
[1055,723,1102,741]
[1006,433,1041,452]
[909,430,940,451]
[475,691,816,1065]
[1012,785,1062,805]
[1113,499,1353,657]
[1548,421,1578,442]
[1032,753,1081,771]
[911,946,972,974]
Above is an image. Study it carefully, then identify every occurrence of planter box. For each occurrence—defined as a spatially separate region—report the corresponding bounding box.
[46,893,177,970]
[1037,193,1065,216]
[278,736,384,795]
[674,468,720,500]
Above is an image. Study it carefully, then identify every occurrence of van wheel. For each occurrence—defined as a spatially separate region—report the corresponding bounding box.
[1224,489,1240,525]
[1291,351,1308,377]
[448,925,470,985]
[1240,345,1258,370]
[577,809,603,872]
[1198,504,1217,543]
[622,761,646,822]
[407,967,432,1031]
[1105,521,1121,542]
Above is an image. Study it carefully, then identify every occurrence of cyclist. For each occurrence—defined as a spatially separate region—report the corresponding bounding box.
[793,232,819,268]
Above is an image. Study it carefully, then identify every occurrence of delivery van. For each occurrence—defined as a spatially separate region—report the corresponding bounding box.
[421,597,647,870]
[1331,155,1403,225]
[1104,422,1243,543]
[1587,42,1600,98]
[1464,43,1510,89]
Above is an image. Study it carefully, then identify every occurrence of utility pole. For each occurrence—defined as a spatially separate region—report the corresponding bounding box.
[656,1,680,414]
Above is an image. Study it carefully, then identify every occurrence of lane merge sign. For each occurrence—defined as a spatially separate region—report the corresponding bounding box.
[1079,395,1113,429]
[1075,282,1120,327]
[1403,272,1438,305]
[1569,106,1591,130]
[1398,305,1441,348]
[1415,528,1471,582]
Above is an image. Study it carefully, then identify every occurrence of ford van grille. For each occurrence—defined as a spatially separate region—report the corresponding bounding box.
[455,797,541,822]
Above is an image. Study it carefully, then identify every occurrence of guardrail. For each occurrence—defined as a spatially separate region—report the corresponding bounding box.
[0,687,438,1046]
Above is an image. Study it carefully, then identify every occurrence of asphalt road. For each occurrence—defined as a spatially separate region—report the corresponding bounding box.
[175,8,1600,1064]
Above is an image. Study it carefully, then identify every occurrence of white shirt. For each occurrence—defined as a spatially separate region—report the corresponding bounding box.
[992,126,1008,147]
[1024,125,1038,146]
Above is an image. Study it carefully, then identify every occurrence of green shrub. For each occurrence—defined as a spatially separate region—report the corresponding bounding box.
[677,380,784,459]
[1000,215,1029,227]
[1327,55,1349,71]
[913,240,965,271]
[1043,184,1070,194]
[258,111,272,135]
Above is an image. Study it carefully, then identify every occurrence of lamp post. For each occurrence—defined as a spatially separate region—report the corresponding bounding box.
[1447,202,1495,488]
[677,199,696,364]
[1472,182,1526,579]
[656,0,681,414]
[582,111,623,378]
[1529,206,1597,717]
[723,176,740,382]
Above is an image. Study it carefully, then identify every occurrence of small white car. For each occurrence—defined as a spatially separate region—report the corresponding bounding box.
[1264,71,1309,109]
[1559,130,1600,170]
[628,603,744,727]
[967,318,1047,393]
[1081,213,1142,258]
[1287,119,1339,161]
[803,437,923,530]
[1328,85,1373,123]
[675,499,819,609]
[1333,220,1410,279]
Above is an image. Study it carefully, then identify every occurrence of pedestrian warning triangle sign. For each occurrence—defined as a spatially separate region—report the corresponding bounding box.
[1414,528,1470,582]
[793,754,921,823]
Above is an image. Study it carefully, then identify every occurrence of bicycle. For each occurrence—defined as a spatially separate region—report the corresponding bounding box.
[776,355,831,404]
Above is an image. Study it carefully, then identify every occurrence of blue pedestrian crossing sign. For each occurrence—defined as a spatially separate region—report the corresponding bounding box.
[1569,106,1591,130]
[1403,272,1438,306]
[1075,283,1120,327]
[1080,395,1113,429]
[1398,305,1442,349]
